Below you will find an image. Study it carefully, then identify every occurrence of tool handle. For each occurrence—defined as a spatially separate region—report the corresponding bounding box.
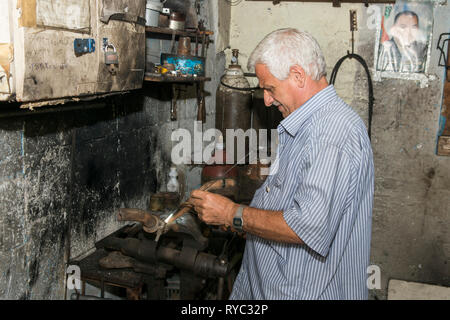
[197,83,205,123]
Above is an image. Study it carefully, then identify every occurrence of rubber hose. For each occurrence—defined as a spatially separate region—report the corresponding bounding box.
[329,53,374,140]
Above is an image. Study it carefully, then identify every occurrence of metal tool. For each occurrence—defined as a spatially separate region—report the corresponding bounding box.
[154,212,174,242]
[99,251,166,277]
[97,237,228,278]
[117,207,171,243]
[138,179,237,242]
[169,29,177,54]
[165,178,236,225]
[117,176,242,242]
[349,10,357,55]
[117,208,165,234]
[171,86,179,121]
[196,82,205,123]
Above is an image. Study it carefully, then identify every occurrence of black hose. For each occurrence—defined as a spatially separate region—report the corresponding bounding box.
[329,53,374,140]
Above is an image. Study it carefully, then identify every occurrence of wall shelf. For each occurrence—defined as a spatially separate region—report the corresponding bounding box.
[144,27,213,122]
[145,26,213,39]
[144,73,211,83]
[144,27,213,83]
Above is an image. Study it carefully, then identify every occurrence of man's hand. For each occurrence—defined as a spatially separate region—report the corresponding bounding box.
[189,190,239,226]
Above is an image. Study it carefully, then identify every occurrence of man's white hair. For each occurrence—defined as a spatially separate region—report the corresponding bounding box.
[247,28,327,81]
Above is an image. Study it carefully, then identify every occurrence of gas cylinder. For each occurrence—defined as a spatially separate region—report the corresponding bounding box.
[216,49,252,165]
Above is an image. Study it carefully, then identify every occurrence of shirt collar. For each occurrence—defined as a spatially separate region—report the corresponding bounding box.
[278,85,338,137]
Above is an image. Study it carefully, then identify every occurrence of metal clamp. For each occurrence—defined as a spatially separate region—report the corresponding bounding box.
[74,38,95,56]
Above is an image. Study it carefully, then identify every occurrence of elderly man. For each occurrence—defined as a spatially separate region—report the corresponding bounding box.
[190,28,374,300]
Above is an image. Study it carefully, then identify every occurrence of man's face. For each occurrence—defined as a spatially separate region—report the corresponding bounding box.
[255,64,299,118]
[392,14,419,47]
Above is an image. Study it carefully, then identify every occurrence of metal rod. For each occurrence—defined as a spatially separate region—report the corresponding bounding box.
[195,32,199,56]
[201,34,206,57]
[217,277,224,300]
[101,278,105,298]
[170,29,177,54]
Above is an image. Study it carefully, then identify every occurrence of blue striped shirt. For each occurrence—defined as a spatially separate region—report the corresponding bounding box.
[229,85,374,300]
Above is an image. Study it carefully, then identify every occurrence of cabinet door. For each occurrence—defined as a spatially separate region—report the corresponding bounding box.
[8,0,145,104]
[96,0,145,94]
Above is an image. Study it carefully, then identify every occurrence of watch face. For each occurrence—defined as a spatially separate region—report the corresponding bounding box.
[233,217,242,227]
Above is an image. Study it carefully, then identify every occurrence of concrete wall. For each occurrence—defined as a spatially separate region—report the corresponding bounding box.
[228,1,449,299]
[0,95,158,299]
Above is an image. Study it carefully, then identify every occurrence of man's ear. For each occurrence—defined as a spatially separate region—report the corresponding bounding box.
[289,65,306,88]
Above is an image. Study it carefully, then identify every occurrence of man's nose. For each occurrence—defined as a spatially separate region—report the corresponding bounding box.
[264,90,274,107]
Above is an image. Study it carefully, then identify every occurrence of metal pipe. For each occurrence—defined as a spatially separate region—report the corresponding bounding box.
[117,208,162,233]
[97,237,229,278]
[217,277,224,300]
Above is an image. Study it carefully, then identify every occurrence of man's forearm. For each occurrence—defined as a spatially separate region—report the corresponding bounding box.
[239,206,304,245]
[189,189,304,244]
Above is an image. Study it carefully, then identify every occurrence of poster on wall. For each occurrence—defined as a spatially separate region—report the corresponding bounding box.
[374,0,435,84]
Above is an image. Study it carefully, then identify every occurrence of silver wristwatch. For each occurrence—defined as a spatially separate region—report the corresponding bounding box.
[232,205,245,231]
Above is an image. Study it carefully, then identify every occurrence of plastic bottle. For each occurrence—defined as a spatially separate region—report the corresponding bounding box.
[167,166,179,192]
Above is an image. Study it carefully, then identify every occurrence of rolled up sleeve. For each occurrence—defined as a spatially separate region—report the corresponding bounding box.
[283,141,352,257]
